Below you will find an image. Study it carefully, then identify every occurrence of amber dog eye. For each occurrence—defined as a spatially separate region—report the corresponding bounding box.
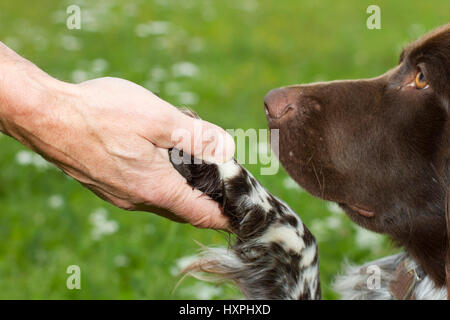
[414,70,428,89]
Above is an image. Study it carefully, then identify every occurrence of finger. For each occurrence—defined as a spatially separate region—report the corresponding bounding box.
[167,178,230,230]
[139,205,188,224]
[148,157,230,230]
[170,188,230,230]
[147,107,235,164]
[148,182,229,230]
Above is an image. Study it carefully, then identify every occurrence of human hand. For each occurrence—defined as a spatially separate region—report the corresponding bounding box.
[0,46,235,229]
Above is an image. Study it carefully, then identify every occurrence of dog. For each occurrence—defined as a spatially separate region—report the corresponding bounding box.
[264,23,450,299]
[171,24,450,299]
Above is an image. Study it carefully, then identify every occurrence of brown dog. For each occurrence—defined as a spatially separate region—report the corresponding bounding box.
[264,24,450,290]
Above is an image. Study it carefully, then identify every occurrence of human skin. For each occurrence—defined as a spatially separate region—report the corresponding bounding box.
[0,42,235,230]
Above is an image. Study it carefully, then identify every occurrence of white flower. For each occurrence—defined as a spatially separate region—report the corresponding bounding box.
[180,283,223,300]
[194,284,223,300]
[15,151,50,169]
[354,226,384,250]
[172,62,199,78]
[239,0,259,12]
[32,154,49,169]
[60,35,82,51]
[81,8,101,32]
[91,58,108,74]
[48,194,64,209]
[177,91,199,105]
[135,21,170,37]
[16,150,33,165]
[310,215,343,238]
[327,202,344,214]
[71,70,89,83]
[324,216,342,230]
[90,208,119,240]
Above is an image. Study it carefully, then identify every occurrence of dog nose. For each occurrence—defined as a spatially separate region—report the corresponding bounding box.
[264,88,295,119]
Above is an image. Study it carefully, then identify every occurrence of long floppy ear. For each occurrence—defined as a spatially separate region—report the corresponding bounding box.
[445,189,450,299]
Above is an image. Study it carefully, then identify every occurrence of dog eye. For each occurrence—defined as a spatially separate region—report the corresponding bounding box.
[414,70,428,89]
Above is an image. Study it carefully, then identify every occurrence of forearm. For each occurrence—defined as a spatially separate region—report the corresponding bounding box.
[0,42,77,150]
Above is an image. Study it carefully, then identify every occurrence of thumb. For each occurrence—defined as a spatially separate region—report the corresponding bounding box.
[150,106,235,163]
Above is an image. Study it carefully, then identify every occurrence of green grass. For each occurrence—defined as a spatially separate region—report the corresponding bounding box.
[0,0,448,299]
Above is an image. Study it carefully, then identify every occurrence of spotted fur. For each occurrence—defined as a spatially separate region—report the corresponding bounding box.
[169,148,320,300]
[334,253,447,300]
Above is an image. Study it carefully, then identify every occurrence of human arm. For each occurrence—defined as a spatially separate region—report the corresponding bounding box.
[0,42,235,229]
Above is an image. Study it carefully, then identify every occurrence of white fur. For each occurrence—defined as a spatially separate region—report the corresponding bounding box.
[300,245,317,268]
[333,253,447,300]
[248,184,273,211]
[291,263,320,298]
[259,225,305,252]
[414,277,447,300]
[218,160,241,180]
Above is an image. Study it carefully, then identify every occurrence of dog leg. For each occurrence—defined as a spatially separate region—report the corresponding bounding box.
[169,148,321,300]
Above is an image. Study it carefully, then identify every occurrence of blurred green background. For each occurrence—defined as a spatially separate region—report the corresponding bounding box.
[0,0,447,299]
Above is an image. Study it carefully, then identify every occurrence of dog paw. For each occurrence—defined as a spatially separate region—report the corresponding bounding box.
[169,148,224,203]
